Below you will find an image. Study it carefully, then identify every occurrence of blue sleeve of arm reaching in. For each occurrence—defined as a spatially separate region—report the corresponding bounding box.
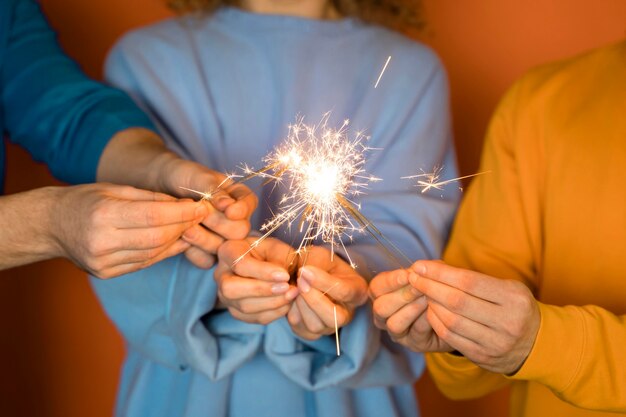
[90,256,266,380]
[0,0,154,184]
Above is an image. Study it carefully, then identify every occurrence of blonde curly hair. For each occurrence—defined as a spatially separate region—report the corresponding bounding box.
[167,0,424,31]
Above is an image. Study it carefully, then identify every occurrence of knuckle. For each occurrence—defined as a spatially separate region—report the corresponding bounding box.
[447,293,466,311]
[238,303,254,315]
[414,318,431,333]
[458,271,476,292]
[386,320,404,335]
[219,281,237,300]
[372,301,387,320]
[307,321,326,334]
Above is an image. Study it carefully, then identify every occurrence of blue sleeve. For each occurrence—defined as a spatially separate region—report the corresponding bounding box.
[0,0,155,184]
[97,32,456,389]
[91,257,265,380]
[91,255,424,389]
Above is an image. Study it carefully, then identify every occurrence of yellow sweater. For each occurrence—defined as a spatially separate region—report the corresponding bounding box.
[426,41,626,416]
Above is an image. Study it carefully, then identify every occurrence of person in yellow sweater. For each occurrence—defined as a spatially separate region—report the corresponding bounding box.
[369,40,626,416]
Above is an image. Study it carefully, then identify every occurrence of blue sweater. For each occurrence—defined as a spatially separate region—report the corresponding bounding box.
[0,0,153,187]
[92,7,459,417]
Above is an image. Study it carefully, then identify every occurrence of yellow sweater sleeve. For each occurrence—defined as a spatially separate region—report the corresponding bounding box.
[426,76,534,400]
[511,303,626,412]
[428,44,626,412]
[425,353,510,400]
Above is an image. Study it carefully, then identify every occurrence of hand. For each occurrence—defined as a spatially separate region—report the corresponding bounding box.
[214,237,299,324]
[287,246,369,340]
[163,159,258,269]
[51,183,207,279]
[370,268,453,352]
[412,260,541,374]
[96,129,257,269]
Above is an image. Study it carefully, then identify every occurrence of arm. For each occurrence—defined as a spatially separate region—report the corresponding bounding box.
[0,183,209,277]
[424,72,626,412]
[0,0,255,274]
[415,261,626,412]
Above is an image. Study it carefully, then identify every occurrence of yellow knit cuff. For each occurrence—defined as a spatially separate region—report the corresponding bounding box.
[508,302,585,393]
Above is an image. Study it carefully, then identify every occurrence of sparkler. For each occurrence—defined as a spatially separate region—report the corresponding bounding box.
[232,113,405,268]
[403,167,491,193]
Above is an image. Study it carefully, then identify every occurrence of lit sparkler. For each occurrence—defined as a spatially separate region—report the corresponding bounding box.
[233,113,391,267]
[403,167,491,193]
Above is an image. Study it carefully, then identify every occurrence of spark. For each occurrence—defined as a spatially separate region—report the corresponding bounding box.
[178,176,235,201]
[402,167,491,193]
[232,113,409,268]
[178,186,215,201]
[374,56,392,88]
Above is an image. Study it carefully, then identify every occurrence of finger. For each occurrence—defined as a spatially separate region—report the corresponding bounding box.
[184,246,216,269]
[115,220,201,251]
[413,274,499,327]
[115,200,208,229]
[300,266,367,307]
[223,184,258,221]
[295,296,332,335]
[427,303,484,359]
[229,293,294,315]
[369,269,412,298]
[90,239,190,279]
[229,304,291,325]
[287,303,321,340]
[412,260,504,303]
[218,241,290,282]
[104,185,177,202]
[297,274,350,329]
[427,300,496,348]
[182,224,224,253]
[219,274,294,300]
[202,212,251,240]
[385,296,428,337]
[372,283,422,320]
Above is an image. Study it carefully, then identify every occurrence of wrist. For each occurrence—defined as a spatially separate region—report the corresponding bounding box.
[0,187,67,269]
[43,186,74,260]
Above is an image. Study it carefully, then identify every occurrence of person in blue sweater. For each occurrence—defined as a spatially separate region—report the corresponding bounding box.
[92,0,459,415]
[0,0,256,278]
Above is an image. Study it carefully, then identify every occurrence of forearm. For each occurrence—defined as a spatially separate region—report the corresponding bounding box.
[96,127,176,193]
[96,127,228,199]
[0,187,64,269]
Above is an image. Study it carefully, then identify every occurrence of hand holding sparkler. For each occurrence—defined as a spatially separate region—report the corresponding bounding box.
[409,260,540,374]
[162,160,258,269]
[214,237,299,325]
[287,245,369,343]
[370,267,452,352]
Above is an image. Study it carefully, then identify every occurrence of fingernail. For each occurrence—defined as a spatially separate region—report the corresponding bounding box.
[300,267,313,281]
[298,276,311,293]
[271,283,289,294]
[182,227,196,241]
[271,270,290,281]
[412,262,426,276]
[214,195,235,207]
[195,205,208,218]
[408,271,419,286]
[285,287,299,301]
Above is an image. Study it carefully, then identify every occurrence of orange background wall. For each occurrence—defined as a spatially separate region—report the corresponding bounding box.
[0,1,624,416]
